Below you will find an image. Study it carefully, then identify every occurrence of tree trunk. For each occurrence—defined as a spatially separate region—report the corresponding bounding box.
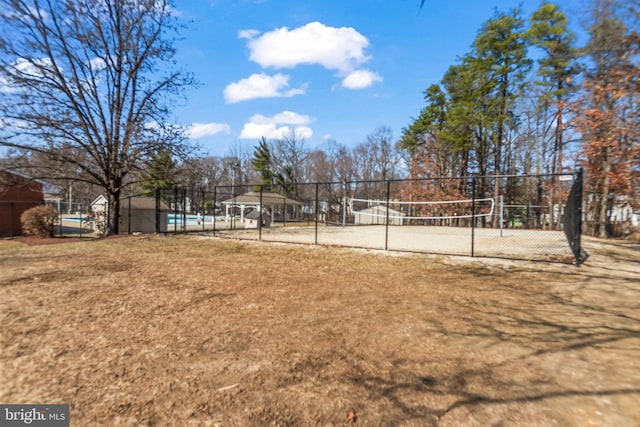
[107,190,121,236]
[553,91,564,231]
[598,160,611,238]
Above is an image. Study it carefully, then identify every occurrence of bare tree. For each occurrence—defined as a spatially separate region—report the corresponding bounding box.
[272,130,308,188]
[354,126,400,183]
[0,0,196,234]
[225,144,256,190]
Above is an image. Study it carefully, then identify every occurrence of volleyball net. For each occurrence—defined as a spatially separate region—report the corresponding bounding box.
[348,197,495,222]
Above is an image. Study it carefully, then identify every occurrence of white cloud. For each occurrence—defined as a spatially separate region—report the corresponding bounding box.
[0,117,29,130]
[243,21,371,74]
[89,57,106,72]
[0,74,17,94]
[223,73,306,103]
[0,57,54,93]
[267,111,310,125]
[187,122,231,138]
[341,69,383,89]
[239,111,313,140]
[238,29,260,39]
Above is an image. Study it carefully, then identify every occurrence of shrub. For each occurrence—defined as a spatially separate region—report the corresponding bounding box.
[20,205,59,238]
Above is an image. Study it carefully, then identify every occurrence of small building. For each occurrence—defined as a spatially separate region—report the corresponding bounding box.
[91,195,168,234]
[120,196,169,234]
[244,210,272,229]
[354,205,405,226]
[0,170,44,237]
[90,194,108,213]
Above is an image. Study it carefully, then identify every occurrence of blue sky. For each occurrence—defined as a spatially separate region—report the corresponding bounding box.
[171,0,589,157]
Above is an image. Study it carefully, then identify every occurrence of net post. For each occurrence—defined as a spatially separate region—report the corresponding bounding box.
[342,181,347,227]
[499,195,503,238]
[471,177,476,257]
[128,196,131,235]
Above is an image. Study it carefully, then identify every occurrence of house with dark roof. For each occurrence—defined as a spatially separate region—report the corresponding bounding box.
[0,170,45,237]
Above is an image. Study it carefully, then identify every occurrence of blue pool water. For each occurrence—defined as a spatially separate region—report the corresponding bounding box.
[63,217,92,223]
[167,214,224,226]
[66,214,224,226]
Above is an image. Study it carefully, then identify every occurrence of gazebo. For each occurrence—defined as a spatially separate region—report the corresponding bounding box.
[222,191,302,224]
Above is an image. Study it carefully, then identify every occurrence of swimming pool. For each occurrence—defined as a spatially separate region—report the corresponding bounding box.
[63,216,92,223]
[167,214,225,226]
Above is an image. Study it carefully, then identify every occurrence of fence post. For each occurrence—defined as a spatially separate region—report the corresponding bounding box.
[259,185,263,241]
[212,186,217,236]
[385,180,391,251]
[231,191,236,230]
[173,185,178,234]
[10,202,14,238]
[202,189,205,232]
[182,188,187,234]
[128,196,131,235]
[471,177,476,257]
[155,189,159,234]
[571,168,587,265]
[283,199,287,228]
[576,168,584,263]
[314,182,319,245]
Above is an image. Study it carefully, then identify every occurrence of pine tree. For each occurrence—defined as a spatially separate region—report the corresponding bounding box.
[251,137,276,189]
[141,149,178,196]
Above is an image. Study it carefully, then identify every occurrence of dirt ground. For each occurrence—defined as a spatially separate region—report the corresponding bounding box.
[0,235,638,426]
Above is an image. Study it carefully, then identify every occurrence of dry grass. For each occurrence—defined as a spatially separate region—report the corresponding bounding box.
[1,235,639,426]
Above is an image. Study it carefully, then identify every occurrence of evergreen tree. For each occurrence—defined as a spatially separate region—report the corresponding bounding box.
[251,137,276,189]
[141,149,178,196]
[528,2,577,176]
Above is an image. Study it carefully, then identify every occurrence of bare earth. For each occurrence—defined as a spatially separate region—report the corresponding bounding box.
[0,235,638,426]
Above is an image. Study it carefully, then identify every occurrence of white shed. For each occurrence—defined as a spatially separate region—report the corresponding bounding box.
[354,205,405,225]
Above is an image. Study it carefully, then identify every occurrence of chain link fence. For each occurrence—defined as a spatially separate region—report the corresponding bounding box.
[1,172,587,264]
[150,171,586,264]
[0,200,94,238]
